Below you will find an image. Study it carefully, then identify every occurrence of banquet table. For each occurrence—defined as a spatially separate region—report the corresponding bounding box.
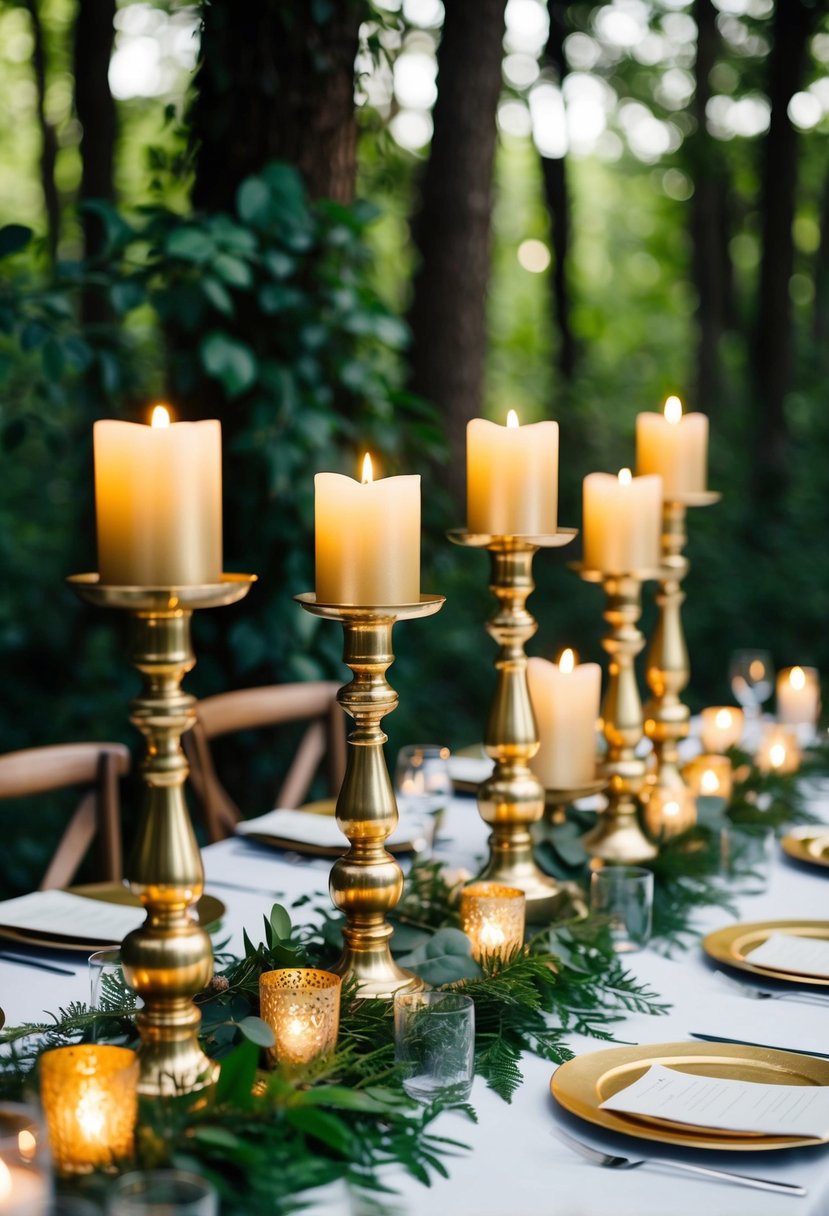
[2,787,828,1216]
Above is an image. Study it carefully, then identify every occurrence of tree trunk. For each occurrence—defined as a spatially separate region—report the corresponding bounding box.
[751,0,815,505]
[23,0,60,261]
[73,0,117,324]
[539,1,575,382]
[407,0,507,506]
[191,1,362,211]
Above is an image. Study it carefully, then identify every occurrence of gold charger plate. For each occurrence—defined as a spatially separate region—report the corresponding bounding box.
[704,919,829,987]
[551,1040,829,1151]
[0,883,225,953]
[246,829,420,858]
[781,828,829,870]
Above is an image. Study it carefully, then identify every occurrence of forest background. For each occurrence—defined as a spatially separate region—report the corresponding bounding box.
[0,0,827,895]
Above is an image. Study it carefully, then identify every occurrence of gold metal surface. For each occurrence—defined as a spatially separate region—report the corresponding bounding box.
[704,920,829,986]
[574,568,657,863]
[781,828,829,869]
[542,778,608,828]
[551,1040,829,1150]
[69,573,255,1096]
[449,531,578,921]
[296,592,444,998]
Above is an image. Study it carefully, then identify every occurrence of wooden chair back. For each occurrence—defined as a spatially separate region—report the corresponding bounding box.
[184,681,347,843]
[0,742,130,889]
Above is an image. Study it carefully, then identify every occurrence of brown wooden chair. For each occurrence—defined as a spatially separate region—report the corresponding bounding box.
[0,742,130,889]
[183,681,347,843]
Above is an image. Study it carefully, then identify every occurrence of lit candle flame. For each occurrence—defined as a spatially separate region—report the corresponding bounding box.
[479,921,506,950]
[700,769,720,796]
[17,1130,36,1161]
[76,1091,106,1144]
[664,395,683,424]
[769,743,787,769]
[558,648,576,674]
[0,1160,11,1200]
[150,404,171,429]
[749,658,766,681]
[506,409,519,429]
[361,452,373,485]
[715,708,733,729]
[790,666,806,690]
[663,799,681,819]
[618,467,632,486]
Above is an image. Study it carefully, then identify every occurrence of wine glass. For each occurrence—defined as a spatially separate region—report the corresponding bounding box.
[394,745,453,847]
[729,649,773,723]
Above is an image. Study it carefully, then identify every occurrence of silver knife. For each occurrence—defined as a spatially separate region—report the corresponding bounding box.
[690,1032,829,1060]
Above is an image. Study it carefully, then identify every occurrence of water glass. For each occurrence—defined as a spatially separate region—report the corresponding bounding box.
[89,950,139,1014]
[394,744,452,840]
[590,866,653,953]
[106,1171,218,1216]
[729,649,773,721]
[720,822,774,894]
[394,991,475,1103]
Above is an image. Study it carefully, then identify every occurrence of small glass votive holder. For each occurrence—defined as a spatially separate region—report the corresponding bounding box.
[259,968,341,1067]
[590,866,654,953]
[700,706,744,754]
[0,1101,53,1212]
[393,991,475,1103]
[40,1045,139,1175]
[720,822,775,893]
[106,1170,218,1216]
[682,754,733,804]
[755,724,801,774]
[642,786,697,841]
[394,744,453,840]
[459,882,525,961]
[89,949,139,1014]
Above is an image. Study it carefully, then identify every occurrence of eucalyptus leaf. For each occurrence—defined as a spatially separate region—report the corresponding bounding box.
[237,1016,275,1048]
[269,903,292,942]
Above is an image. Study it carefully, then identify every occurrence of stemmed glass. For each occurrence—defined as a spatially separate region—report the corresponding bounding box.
[394,745,453,849]
[729,649,773,722]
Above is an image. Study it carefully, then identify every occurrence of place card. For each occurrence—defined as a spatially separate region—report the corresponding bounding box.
[600,1063,829,1137]
[747,932,829,979]
[236,808,426,853]
[0,890,144,943]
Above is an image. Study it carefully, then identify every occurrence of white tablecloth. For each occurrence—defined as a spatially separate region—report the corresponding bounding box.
[2,793,827,1215]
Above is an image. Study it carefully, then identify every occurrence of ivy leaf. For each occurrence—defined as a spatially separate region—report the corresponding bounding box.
[269,903,292,943]
[237,1016,275,1048]
[165,226,215,263]
[201,277,234,317]
[200,331,257,397]
[213,253,253,289]
[109,279,145,315]
[0,225,32,258]
[237,176,272,228]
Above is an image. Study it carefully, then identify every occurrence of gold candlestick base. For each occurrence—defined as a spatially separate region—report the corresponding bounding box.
[542,776,608,828]
[574,567,658,864]
[69,573,255,1096]
[449,528,577,922]
[296,592,444,998]
[643,492,720,834]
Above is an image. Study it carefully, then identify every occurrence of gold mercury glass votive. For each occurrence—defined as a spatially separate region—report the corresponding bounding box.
[700,706,744,754]
[40,1045,139,1175]
[642,785,697,841]
[460,882,526,961]
[756,725,801,775]
[683,754,733,803]
[259,968,342,1066]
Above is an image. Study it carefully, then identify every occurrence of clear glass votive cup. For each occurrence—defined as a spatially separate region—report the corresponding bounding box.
[0,1101,53,1211]
[89,950,139,1014]
[394,991,475,1103]
[105,1170,218,1216]
[394,745,453,839]
[589,866,654,953]
[720,822,775,894]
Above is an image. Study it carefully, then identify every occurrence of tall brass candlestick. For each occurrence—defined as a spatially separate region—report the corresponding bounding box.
[296,593,443,998]
[68,574,254,1097]
[576,568,657,863]
[642,492,720,839]
[449,530,576,921]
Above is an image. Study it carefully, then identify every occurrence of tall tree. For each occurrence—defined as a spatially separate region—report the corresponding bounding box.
[407,0,508,504]
[751,0,817,505]
[191,1,363,211]
[22,0,59,260]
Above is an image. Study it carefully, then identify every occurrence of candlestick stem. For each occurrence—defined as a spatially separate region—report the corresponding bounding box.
[296,594,443,998]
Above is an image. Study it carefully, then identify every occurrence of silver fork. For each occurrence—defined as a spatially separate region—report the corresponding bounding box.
[713,969,829,1008]
[550,1126,806,1196]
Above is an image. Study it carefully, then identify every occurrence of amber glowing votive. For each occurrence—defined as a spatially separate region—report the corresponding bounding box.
[756,725,801,775]
[39,1045,138,1176]
[682,754,733,803]
[700,706,744,754]
[459,882,525,961]
[0,1102,51,1213]
[259,969,341,1066]
[643,786,697,841]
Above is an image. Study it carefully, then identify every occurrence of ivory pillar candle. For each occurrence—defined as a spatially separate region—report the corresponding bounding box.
[582,469,662,574]
[315,455,420,605]
[636,395,708,499]
[777,666,820,727]
[467,410,559,535]
[527,650,601,788]
[94,406,222,586]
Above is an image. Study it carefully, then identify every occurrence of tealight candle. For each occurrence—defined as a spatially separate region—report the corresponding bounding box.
[582,469,662,574]
[459,882,525,961]
[636,395,708,499]
[776,666,820,728]
[466,409,559,535]
[700,706,744,753]
[259,968,341,1066]
[39,1045,138,1175]
[642,786,697,840]
[94,405,222,586]
[527,649,601,789]
[0,1103,50,1215]
[315,454,420,605]
[756,725,800,775]
[682,754,733,803]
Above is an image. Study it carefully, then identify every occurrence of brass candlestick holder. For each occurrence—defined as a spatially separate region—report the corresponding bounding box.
[643,492,720,838]
[543,777,608,829]
[448,529,577,921]
[575,567,658,863]
[295,592,444,998]
[68,573,255,1097]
